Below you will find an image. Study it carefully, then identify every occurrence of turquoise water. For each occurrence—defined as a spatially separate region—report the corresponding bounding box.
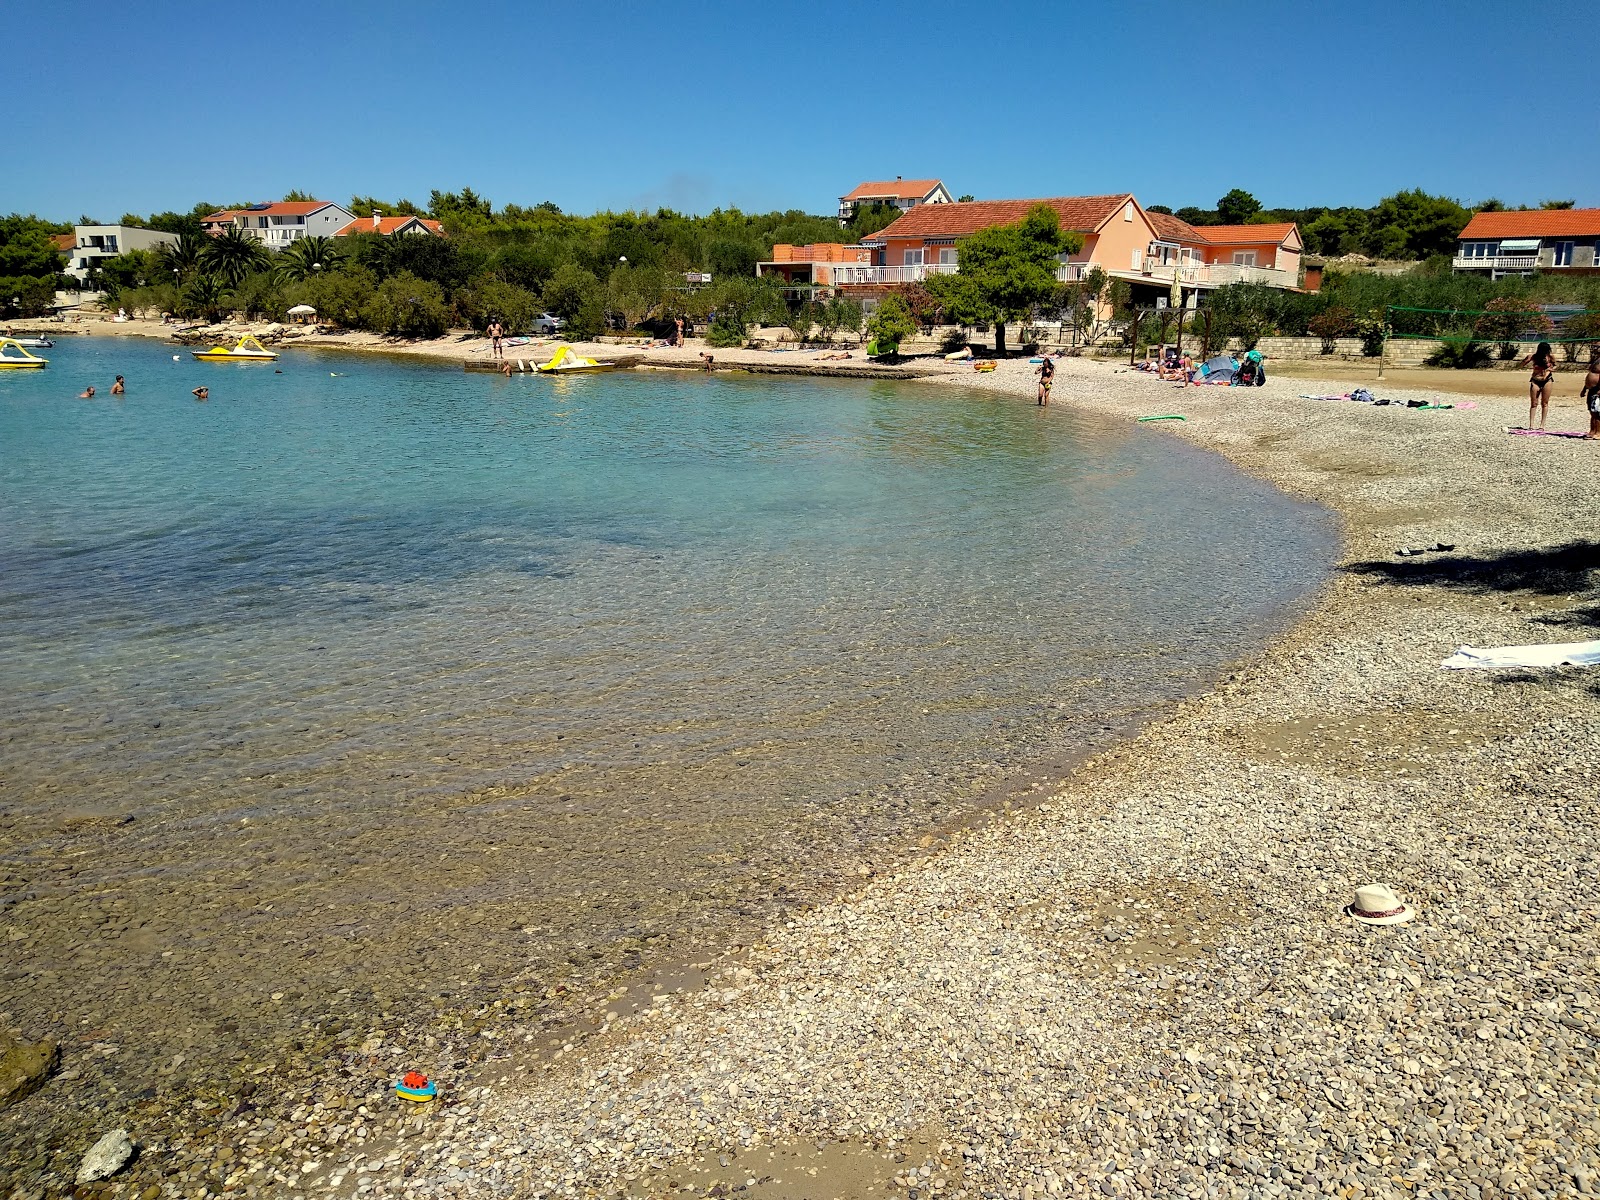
[0,336,1334,1093]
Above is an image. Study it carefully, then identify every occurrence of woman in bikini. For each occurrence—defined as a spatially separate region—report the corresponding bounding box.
[1522,341,1557,430]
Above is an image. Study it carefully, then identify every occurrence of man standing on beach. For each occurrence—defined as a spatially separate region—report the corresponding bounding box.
[488,319,504,361]
[1581,347,1600,440]
[675,316,685,347]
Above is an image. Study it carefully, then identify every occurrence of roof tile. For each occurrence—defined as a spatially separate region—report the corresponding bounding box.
[862,195,1133,244]
[1459,209,1600,239]
[843,179,944,202]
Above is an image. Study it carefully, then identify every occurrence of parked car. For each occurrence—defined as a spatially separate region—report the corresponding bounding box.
[531,312,565,334]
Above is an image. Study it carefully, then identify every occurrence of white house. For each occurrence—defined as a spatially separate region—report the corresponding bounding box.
[201,201,357,250]
[837,178,953,224]
[65,225,180,281]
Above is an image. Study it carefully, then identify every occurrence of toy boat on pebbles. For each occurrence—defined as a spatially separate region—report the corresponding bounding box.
[395,1071,437,1102]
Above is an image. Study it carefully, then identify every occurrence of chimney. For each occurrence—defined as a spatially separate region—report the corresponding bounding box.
[372,211,382,229]
[896,175,902,181]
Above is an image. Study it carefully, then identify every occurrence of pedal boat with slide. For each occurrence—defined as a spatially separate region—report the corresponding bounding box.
[192,335,279,362]
[0,337,49,368]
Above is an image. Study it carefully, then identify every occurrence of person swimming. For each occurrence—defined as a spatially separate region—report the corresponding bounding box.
[78,386,95,398]
[192,386,209,401]
[111,375,125,395]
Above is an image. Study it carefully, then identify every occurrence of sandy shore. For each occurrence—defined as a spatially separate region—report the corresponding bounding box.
[375,358,1597,1199]
[13,324,1600,1199]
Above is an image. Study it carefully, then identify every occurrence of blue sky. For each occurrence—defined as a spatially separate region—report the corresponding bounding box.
[13,0,1595,223]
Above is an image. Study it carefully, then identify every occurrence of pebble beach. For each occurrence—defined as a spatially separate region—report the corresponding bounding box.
[398,356,1600,1200]
[5,336,1599,1200]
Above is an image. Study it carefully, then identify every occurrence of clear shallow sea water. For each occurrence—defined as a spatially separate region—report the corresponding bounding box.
[0,337,1335,1099]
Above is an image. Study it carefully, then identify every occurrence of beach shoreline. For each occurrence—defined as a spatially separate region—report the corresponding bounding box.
[6,329,1598,1199]
[406,355,1597,1199]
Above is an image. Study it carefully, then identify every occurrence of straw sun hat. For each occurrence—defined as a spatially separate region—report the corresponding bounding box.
[1346,883,1414,926]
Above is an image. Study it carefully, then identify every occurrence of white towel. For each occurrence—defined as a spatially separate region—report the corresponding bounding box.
[1441,640,1600,670]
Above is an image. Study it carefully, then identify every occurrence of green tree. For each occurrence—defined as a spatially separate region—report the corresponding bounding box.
[201,226,270,286]
[359,271,450,337]
[349,196,425,218]
[284,265,379,328]
[865,294,915,354]
[1216,189,1262,225]
[181,273,230,322]
[456,278,543,334]
[159,234,207,280]
[926,203,1080,355]
[1363,190,1471,259]
[785,299,814,344]
[0,214,70,315]
[606,263,664,331]
[273,236,342,284]
[843,202,901,241]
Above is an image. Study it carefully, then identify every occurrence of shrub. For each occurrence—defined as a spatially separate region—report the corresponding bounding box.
[1474,296,1553,344]
[865,294,916,354]
[360,271,450,338]
[1424,338,1491,369]
[1306,304,1355,353]
[284,265,378,328]
[705,316,746,348]
[456,278,542,334]
[1353,313,1386,357]
[939,326,969,352]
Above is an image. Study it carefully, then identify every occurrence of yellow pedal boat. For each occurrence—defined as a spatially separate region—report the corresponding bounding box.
[0,337,49,369]
[535,345,615,373]
[193,335,279,362]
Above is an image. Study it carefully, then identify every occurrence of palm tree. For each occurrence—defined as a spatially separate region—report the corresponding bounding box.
[182,273,230,322]
[273,236,342,284]
[201,227,270,287]
[159,234,206,279]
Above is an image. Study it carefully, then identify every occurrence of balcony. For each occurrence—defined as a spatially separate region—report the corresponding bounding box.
[1452,254,1539,272]
[829,262,958,285]
[1122,261,1294,290]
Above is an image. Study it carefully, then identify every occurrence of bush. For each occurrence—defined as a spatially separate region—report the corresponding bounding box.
[360,271,450,338]
[705,316,746,348]
[865,294,916,354]
[456,278,542,334]
[1354,313,1386,357]
[284,265,378,328]
[939,326,969,352]
[1306,304,1355,352]
[1424,338,1491,369]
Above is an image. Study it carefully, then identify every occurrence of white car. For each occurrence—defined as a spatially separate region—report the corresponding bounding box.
[531,312,565,334]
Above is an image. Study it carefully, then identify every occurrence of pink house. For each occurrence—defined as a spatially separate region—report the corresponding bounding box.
[840,196,1302,304]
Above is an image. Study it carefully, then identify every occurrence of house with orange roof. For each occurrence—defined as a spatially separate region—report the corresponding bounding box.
[1454,209,1600,278]
[201,200,357,249]
[333,213,446,239]
[845,196,1302,302]
[755,243,872,287]
[837,177,953,224]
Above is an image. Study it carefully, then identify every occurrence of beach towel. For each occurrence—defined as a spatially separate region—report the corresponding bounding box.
[1506,428,1588,438]
[1442,640,1600,670]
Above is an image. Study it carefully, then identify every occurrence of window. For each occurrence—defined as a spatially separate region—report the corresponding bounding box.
[902,249,924,266]
[1554,241,1574,267]
[938,249,957,266]
[1124,202,1133,222]
[1231,251,1257,267]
